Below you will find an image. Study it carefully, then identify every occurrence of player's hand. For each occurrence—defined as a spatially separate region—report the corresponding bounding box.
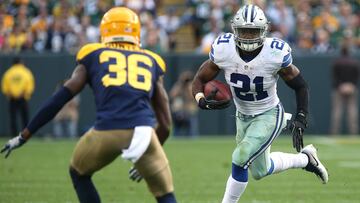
[198,97,230,110]
[198,90,231,110]
[1,133,27,158]
[129,167,143,182]
[290,112,307,152]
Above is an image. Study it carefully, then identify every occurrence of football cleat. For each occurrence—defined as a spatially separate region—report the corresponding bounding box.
[301,144,329,184]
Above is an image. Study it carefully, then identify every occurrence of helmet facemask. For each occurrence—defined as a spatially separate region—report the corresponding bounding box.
[233,26,267,52]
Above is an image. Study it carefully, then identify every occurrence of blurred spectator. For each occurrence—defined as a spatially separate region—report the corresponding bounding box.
[198,17,223,54]
[294,0,313,51]
[312,8,339,34]
[143,27,163,52]
[76,15,99,46]
[53,80,80,139]
[222,0,240,32]
[185,0,211,47]
[157,6,180,51]
[1,57,35,135]
[0,0,359,53]
[266,0,296,42]
[330,43,360,135]
[311,28,334,53]
[141,12,168,52]
[115,0,157,16]
[6,25,27,52]
[338,1,356,30]
[170,71,198,137]
[31,6,52,52]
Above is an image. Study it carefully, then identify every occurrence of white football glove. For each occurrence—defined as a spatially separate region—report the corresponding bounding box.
[1,134,27,158]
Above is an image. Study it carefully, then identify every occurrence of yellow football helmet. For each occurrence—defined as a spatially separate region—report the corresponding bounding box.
[100,7,141,45]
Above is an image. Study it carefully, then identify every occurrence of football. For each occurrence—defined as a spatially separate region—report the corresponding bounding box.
[204,80,232,101]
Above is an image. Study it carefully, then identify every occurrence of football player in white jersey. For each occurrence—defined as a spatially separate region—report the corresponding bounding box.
[192,4,329,203]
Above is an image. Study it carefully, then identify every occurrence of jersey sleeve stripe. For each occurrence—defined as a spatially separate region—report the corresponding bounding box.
[281,53,292,68]
[144,50,166,73]
[209,46,215,62]
[76,43,104,61]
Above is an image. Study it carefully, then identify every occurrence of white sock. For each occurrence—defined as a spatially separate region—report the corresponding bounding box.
[269,152,309,174]
[221,175,248,203]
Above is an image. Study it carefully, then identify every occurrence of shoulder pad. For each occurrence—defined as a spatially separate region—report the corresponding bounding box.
[264,38,293,68]
[144,49,166,73]
[76,43,105,61]
[209,33,234,65]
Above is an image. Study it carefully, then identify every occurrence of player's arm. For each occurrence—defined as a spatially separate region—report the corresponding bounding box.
[278,64,309,152]
[192,59,230,110]
[1,64,88,158]
[151,76,171,145]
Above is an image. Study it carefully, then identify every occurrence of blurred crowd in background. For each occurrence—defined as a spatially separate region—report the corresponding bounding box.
[0,0,359,54]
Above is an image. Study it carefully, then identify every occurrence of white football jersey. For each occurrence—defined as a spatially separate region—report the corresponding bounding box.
[209,33,293,115]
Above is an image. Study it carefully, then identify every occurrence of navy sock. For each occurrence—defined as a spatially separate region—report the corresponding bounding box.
[156,192,177,203]
[232,163,248,182]
[69,167,101,203]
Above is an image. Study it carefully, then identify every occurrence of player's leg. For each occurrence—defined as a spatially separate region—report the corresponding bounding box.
[249,141,329,184]
[9,98,18,135]
[330,90,343,134]
[69,128,133,203]
[247,111,328,184]
[20,98,29,128]
[222,104,285,203]
[245,104,308,180]
[249,146,308,180]
[221,111,248,203]
[347,92,358,134]
[134,130,177,203]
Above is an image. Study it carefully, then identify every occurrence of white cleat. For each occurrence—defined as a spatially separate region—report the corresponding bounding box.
[301,144,329,184]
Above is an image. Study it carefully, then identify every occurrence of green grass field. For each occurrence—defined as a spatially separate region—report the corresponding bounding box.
[1,135,360,203]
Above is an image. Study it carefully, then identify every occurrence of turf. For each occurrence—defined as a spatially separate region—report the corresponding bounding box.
[0,135,359,203]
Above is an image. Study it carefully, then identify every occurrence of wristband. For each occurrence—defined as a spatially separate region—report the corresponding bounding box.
[195,92,205,103]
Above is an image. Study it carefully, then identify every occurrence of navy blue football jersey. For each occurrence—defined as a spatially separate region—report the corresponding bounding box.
[76,43,166,130]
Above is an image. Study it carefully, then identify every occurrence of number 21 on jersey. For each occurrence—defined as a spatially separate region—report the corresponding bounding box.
[230,73,268,101]
[100,50,152,91]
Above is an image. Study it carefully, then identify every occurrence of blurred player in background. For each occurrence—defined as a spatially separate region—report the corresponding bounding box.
[192,4,328,203]
[1,7,177,203]
[53,80,80,139]
[170,70,199,137]
[330,43,360,135]
[1,57,34,135]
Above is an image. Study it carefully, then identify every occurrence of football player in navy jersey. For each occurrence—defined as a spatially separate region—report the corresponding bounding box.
[1,7,177,203]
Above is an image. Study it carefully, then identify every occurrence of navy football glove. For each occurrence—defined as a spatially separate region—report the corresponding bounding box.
[290,112,307,152]
[197,90,231,110]
[129,167,143,182]
[1,133,27,158]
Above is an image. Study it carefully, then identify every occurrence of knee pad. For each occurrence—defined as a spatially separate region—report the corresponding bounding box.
[232,143,253,168]
[250,169,268,181]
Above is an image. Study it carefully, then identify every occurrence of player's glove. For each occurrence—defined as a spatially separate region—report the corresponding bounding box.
[129,167,143,182]
[290,111,307,152]
[1,133,27,158]
[196,91,231,110]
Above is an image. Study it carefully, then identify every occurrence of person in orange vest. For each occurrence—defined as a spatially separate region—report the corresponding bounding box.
[1,57,35,135]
